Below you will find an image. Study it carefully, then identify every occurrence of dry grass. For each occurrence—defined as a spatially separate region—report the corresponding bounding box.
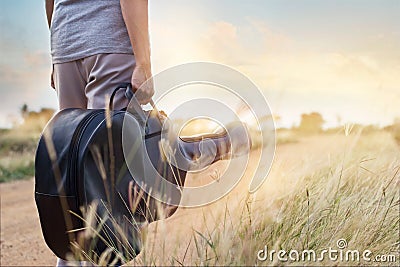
[11,110,397,265]
[3,104,398,265]
[126,130,399,266]
[391,124,400,145]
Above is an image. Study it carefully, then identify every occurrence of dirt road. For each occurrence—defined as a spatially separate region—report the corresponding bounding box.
[1,179,55,266]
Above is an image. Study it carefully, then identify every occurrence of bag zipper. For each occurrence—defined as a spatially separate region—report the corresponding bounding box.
[67,110,104,208]
[69,110,150,210]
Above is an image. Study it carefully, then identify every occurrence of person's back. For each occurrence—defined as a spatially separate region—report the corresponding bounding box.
[51,0,132,64]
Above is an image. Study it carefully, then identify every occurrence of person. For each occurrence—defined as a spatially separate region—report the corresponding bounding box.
[46,0,154,111]
[45,0,153,265]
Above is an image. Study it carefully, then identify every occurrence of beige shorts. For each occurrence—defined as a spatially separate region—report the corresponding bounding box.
[53,53,135,110]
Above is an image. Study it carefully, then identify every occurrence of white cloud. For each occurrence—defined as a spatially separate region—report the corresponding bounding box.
[149,15,400,127]
[0,49,56,128]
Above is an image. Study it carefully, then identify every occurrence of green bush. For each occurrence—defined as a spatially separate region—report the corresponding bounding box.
[0,161,35,183]
[0,132,37,183]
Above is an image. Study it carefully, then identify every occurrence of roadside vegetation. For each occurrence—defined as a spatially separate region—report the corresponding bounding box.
[0,106,54,183]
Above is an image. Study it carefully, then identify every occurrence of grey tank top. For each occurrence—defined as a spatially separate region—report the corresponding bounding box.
[51,0,133,64]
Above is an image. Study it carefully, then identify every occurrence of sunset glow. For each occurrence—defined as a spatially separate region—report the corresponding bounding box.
[1,0,399,128]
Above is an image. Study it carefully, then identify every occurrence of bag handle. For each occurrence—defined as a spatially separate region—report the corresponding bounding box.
[124,84,159,111]
[109,83,131,111]
[109,83,164,129]
[108,83,148,128]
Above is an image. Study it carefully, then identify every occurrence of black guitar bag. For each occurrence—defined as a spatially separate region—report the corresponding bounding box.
[34,84,232,264]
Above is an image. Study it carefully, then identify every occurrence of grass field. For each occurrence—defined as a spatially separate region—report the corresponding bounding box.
[1,121,399,266]
[0,130,38,183]
[129,130,399,266]
[0,109,51,183]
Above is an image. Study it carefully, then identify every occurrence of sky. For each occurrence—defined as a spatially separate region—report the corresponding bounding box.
[0,0,399,128]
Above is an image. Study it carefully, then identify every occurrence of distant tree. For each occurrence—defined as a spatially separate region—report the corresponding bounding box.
[20,103,28,118]
[18,107,55,133]
[298,112,324,133]
[392,117,400,145]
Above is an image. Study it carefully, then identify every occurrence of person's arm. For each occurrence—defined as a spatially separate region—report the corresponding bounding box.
[45,0,55,88]
[45,0,54,28]
[120,0,154,104]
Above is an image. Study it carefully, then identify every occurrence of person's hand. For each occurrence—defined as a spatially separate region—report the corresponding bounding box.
[131,64,154,105]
